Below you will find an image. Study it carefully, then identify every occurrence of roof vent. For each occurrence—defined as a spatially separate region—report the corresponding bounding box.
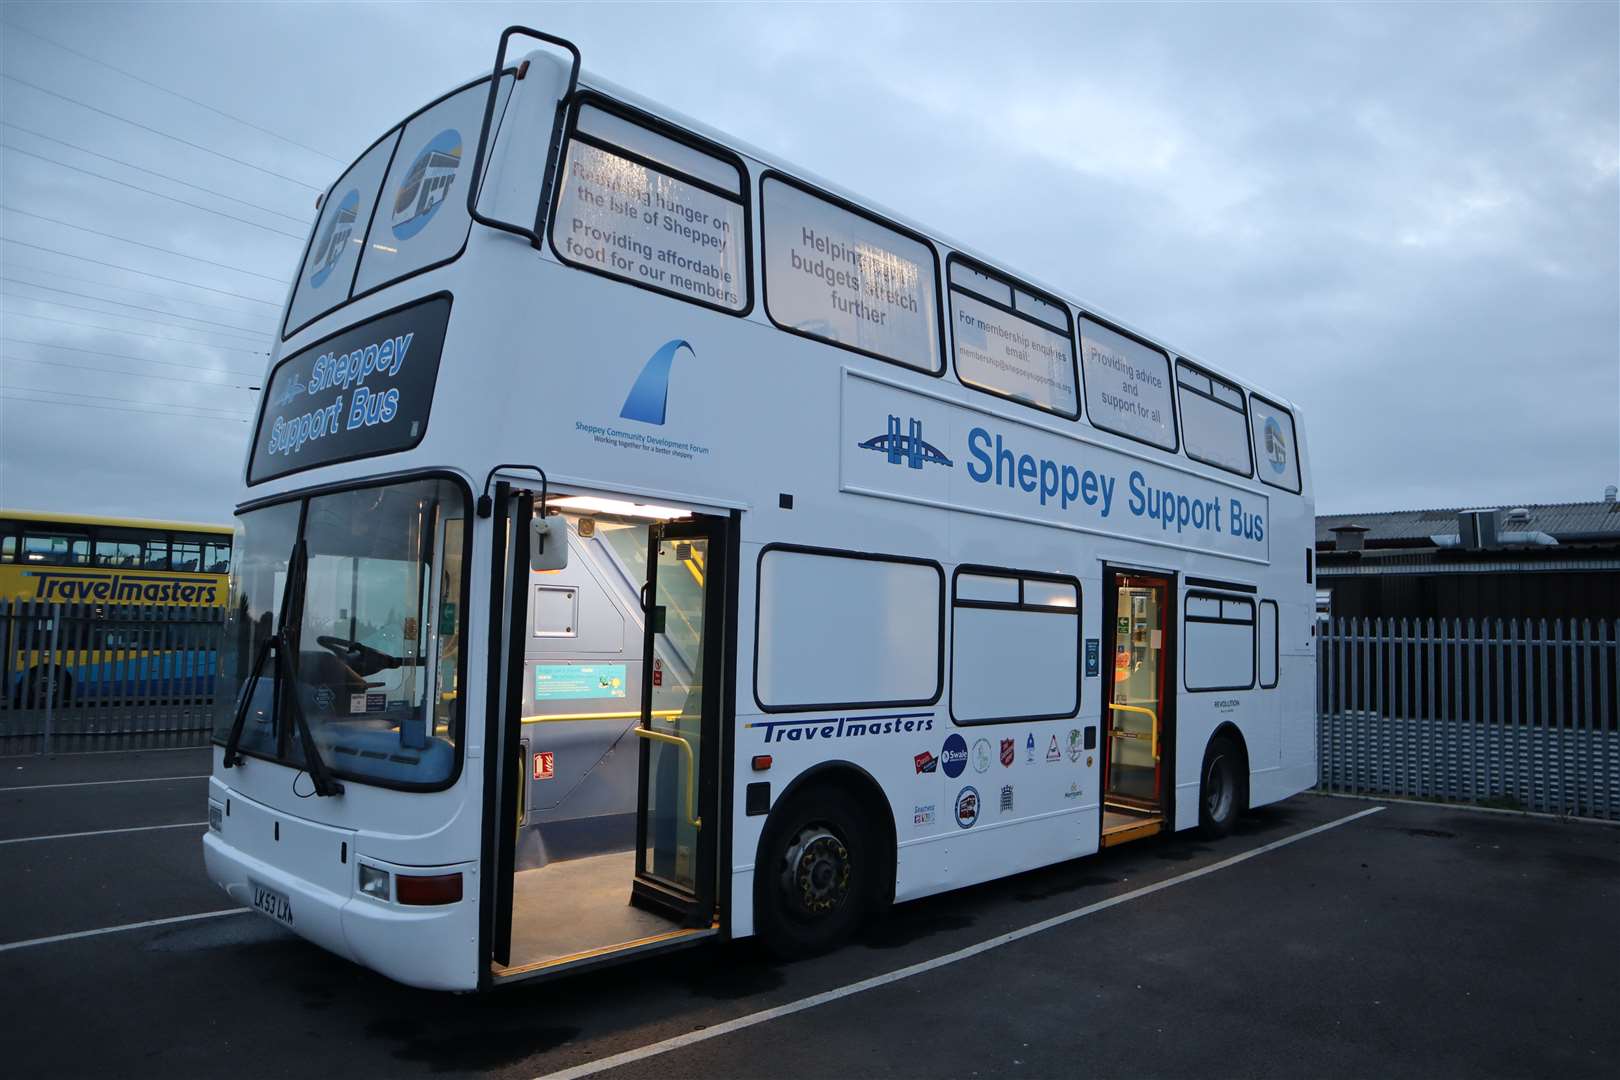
[1329,524,1368,552]
[1457,508,1502,550]
[1607,485,1618,504]
[1504,507,1531,526]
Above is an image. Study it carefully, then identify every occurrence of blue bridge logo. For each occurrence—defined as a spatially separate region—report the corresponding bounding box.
[859,415,953,470]
[620,339,693,425]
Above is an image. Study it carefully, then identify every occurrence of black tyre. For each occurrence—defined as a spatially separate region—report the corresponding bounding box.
[754,786,880,959]
[17,668,69,709]
[1198,736,1244,839]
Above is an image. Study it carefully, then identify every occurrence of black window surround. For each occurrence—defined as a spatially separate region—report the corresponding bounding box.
[547,91,755,318]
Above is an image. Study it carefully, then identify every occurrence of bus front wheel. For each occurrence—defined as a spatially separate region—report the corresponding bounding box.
[1198,735,1246,839]
[754,786,878,959]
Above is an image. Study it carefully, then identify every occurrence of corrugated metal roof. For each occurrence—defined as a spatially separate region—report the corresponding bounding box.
[1317,499,1620,544]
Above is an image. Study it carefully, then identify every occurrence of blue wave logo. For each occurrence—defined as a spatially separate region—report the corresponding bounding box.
[619,339,693,425]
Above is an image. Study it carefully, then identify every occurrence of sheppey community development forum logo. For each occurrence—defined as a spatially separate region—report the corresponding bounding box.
[619,339,694,425]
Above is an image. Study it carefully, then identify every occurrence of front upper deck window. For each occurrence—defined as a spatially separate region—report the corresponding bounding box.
[214,477,468,790]
[282,73,513,340]
[284,133,399,337]
[550,100,748,313]
[353,75,514,296]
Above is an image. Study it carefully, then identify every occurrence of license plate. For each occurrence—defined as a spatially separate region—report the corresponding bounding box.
[249,879,294,928]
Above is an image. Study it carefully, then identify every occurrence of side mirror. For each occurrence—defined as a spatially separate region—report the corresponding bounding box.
[531,514,569,572]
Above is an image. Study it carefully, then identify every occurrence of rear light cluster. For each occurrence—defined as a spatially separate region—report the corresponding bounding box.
[208,803,223,832]
[357,864,463,906]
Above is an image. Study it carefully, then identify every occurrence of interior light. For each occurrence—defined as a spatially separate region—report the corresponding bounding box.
[551,496,691,520]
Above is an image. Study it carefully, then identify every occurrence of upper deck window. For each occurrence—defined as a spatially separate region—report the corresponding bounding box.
[762,175,942,374]
[354,76,515,296]
[284,133,399,337]
[1176,360,1253,477]
[1250,393,1302,493]
[283,74,513,340]
[948,258,1078,419]
[550,100,748,314]
[1078,317,1177,451]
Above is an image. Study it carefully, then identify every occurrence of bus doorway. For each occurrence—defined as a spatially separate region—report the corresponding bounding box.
[488,498,729,982]
[1100,568,1174,848]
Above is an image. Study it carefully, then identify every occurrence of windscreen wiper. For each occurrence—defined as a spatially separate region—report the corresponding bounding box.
[222,540,342,797]
[279,540,343,797]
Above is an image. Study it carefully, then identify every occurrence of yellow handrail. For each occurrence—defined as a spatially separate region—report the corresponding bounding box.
[634,725,701,829]
[1108,702,1160,761]
[521,709,680,724]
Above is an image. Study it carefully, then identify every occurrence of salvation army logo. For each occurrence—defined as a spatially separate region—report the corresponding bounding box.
[940,733,969,779]
[309,188,359,288]
[1262,416,1288,475]
[391,129,462,240]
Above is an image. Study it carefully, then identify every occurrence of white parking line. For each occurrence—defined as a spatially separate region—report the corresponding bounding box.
[0,774,210,792]
[537,805,1387,1080]
[0,820,208,845]
[0,907,250,954]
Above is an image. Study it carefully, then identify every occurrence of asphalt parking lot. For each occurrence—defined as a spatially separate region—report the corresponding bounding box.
[2,748,1616,1079]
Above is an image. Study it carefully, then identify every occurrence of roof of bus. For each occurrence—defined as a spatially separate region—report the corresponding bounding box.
[569,63,1305,420]
[0,509,232,534]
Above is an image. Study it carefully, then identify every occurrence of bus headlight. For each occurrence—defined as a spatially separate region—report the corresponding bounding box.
[358,863,391,901]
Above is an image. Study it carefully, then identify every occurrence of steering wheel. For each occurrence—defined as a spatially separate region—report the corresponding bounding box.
[315,635,401,677]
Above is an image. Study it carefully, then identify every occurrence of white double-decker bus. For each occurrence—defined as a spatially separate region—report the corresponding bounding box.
[206,27,1317,991]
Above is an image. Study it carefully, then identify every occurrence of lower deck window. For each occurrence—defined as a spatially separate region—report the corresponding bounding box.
[951,570,1079,723]
[1184,592,1256,691]
[755,547,942,711]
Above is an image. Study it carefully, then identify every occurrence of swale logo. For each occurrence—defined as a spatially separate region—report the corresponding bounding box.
[620,339,694,425]
[858,414,953,470]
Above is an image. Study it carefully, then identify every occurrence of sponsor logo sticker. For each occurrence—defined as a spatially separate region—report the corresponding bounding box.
[1068,728,1085,763]
[1025,733,1036,763]
[999,738,1016,768]
[941,733,969,778]
[914,750,938,774]
[1047,735,1062,762]
[1000,784,1014,813]
[955,785,980,829]
[1064,780,1084,800]
[914,803,936,827]
[972,738,993,774]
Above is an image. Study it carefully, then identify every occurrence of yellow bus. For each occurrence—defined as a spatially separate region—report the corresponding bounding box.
[0,510,232,608]
[1,511,231,706]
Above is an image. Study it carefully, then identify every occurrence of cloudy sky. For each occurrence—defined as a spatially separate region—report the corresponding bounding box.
[1,1,1615,521]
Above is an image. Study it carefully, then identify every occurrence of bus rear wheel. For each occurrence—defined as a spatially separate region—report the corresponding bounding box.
[15,668,70,709]
[755,787,877,959]
[1198,735,1244,839]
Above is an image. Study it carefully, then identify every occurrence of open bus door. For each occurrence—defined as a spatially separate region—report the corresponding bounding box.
[630,518,726,924]
[483,489,729,984]
[1100,567,1175,848]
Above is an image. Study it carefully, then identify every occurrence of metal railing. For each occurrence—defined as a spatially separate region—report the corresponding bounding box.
[1317,617,1619,820]
[0,599,222,754]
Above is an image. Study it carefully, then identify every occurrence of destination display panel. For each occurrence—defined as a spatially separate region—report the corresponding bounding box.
[249,296,451,484]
